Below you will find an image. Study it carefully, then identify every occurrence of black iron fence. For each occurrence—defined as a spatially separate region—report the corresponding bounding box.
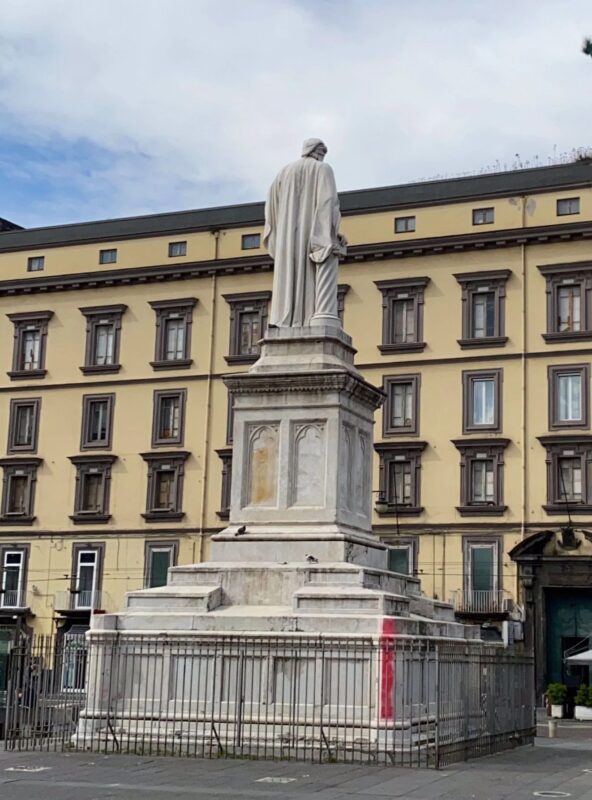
[3,633,534,768]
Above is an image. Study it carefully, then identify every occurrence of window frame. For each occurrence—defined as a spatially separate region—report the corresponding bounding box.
[223,291,271,365]
[472,207,494,226]
[144,540,179,588]
[463,536,502,599]
[79,304,126,375]
[0,545,29,609]
[538,263,592,343]
[462,368,503,433]
[394,216,416,234]
[7,310,53,380]
[98,248,117,265]
[538,434,592,514]
[375,277,429,354]
[80,393,115,451]
[69,543,104,611]
[151,389,187,447]
[168,241,187,258]
[7,398,41,454]
[141,451,189,521]
[0,457,42,524]
[454,270,511,349]
[452,438,509,516]
[68,454,116,524]
[548,364,590,430]
[557,197,580,216]
[374,441,426,516]
[241,233,261,250]
[386,538,418,576]
[383,374,420,436]
[27,256,45,272]
[148,297,197,370]
[215,447,233,520]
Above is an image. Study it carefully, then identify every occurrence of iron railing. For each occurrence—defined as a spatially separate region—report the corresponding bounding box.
[0,589,28,610]
[2,633,534,768]
[449,590,513,615]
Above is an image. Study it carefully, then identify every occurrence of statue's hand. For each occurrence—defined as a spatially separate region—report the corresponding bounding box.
[333,233,347,256]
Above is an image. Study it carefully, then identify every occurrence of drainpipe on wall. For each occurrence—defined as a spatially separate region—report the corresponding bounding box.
[197,230,220,565]
[519,196,528,607]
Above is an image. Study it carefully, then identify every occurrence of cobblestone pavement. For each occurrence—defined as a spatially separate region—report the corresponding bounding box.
[0,730,591,800]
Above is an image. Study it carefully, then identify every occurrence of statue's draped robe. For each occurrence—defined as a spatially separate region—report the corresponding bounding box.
[264,156,341,328]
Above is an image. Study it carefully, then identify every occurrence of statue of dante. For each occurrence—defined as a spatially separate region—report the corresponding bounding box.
[264,138,347,329]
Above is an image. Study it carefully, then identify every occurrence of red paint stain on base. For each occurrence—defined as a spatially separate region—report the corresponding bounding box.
[379,617,396,720]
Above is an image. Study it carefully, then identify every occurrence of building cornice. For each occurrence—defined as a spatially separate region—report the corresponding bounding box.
[1,219,592,298]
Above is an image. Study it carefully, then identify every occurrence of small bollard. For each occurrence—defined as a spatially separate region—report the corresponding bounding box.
[548,718,558,738]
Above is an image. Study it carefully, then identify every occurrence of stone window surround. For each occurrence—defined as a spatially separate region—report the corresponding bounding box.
[472,207,494,226]
[557,197,580,216]
[452,438,509,516]
[241,233,261,250]
[151,389,187,447]
[79,304,127,375]
[7,310,53,380]
[68,454,117,524]
[215,447,233,520]
[143,539,179,588]
[99,248,117,265]
[0,457,42,525]
[462,535,503,594]
[80,393,115,451]
[0,543,29,608]
[382,374,421,437]
[68,542,105,608]
[385,536,418,576]
[27,256,45,272]
[223,291,272,365]
[462,368,503,434]
[373,441,427,516]
[538,262,592,343]
[394,215,416,233]
[148,297,197,371]
[538,434,592,514]
[454,269,511,349]
[140,450,189,522]
[7,397,41,454]
[168,241,187,257]
[374,277,430,355]
[548,363,590,431]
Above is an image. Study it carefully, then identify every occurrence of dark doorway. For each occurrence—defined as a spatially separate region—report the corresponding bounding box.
[546,589,592,691]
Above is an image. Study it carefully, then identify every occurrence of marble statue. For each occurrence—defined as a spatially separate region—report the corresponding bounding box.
[264,138,347,329]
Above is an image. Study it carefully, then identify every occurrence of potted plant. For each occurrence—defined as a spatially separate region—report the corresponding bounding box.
[546,683,567,718]
[574,685,592,721]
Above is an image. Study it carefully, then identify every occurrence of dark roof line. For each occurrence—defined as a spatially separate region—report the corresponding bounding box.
[1,161,592,253]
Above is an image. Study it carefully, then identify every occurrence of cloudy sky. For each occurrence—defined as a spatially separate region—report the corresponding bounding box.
[0,0,591,228]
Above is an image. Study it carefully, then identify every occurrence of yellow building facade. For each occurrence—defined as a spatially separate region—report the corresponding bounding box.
[1,161,592,691]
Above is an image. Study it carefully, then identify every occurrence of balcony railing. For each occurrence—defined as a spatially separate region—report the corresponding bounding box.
[54,590,110,613]
[0,588,29,609]
[449,589,513,615]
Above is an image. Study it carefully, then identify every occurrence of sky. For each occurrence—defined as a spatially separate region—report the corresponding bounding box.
[0,0,591,229]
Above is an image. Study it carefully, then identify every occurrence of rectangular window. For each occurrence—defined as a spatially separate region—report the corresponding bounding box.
[81,472,103,512]
[8,311,52,380]
[374,442,426,516]
[141,452,188,521]
[22,328,41,370]
[465,541,498,613]
[223,292,271,364]
[149,298,196,369]
[1,550,25,608]
[394,216,416,233]
[558,456,582,502]
[388,545,412,575]
[152,390,186,446]
[470,291,495,338]
[168,241,187,257]
[557,285,581,332]
[463,369,502,433]
[549,365,589,429]
[557,197,580,216]
[539,436,592,512]
[75,550,98,609]
[99,248,117,264]
[79,305,126,375]
[375,278,429,354]
[8,398,40,454]
[27,256,44,272]
[81,394,114,450]
[241,233,261,250]
[0,459,39,523]
[69,455,115,523]
[383,375,420,436]
[470,458,495,503]
[472,207,494,225]
[144,542,177,588]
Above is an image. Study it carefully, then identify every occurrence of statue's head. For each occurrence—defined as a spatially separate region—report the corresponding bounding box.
[302,138,327,161]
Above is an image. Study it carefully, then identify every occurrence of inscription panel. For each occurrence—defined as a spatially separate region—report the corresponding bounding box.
[244,423,279,507]
[290,422,326,507]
